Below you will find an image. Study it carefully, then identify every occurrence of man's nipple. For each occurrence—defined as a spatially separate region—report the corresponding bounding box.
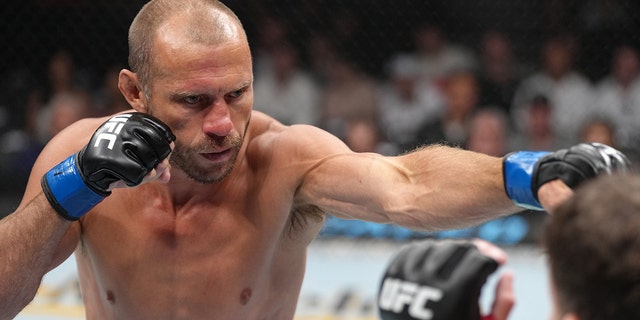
[106,290,116,304]
[239,287,252,306]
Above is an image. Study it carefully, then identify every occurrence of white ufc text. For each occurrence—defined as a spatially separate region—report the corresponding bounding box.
[93,114,133,150]
[378,278,443,320]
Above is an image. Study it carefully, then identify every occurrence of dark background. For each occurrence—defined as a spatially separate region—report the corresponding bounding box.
[3,1,640,89]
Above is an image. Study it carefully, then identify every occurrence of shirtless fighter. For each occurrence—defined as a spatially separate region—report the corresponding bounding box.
[0,0,630,319]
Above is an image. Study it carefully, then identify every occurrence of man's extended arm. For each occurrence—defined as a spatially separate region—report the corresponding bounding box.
[294,123,629,230]
[298,141,519,230]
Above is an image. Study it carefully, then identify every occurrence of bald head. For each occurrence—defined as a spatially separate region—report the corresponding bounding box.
[128,0,246,91]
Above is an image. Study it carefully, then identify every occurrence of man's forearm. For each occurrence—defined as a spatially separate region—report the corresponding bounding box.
[0,193,73,319]
[394,146,519,230]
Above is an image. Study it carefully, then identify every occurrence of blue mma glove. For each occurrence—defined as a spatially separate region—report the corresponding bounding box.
[503,142,630,210]
[42,112,175,220]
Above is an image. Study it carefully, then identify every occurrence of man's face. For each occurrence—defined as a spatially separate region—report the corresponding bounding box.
[143,26,254,184]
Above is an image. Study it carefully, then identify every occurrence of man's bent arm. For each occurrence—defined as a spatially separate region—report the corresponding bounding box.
[0,193,77,319]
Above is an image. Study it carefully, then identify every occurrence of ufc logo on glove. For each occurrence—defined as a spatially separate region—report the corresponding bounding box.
[378,278,443,320]
[94,114,133,150]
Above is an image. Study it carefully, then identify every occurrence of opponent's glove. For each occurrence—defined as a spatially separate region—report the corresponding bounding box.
[378,239,499,320]
[42,112,175,221]
[503,142,631,210]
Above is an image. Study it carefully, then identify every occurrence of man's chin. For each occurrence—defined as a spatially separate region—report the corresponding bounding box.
[176,162,236,184]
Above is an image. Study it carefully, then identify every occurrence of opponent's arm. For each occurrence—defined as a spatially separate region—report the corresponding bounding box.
[378,238,514,320]
[0,112,174,319]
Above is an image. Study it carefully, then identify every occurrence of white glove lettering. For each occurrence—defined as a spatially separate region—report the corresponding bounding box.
[378,277,444,319]
[93,114,133,150]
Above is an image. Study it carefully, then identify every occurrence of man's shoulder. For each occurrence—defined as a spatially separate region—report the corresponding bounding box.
[250,111,346,148]
[246,111,350,165]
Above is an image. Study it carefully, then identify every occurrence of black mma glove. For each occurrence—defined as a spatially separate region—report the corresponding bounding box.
[42,112,175,221]
[378,239,499,320]
[503,142,631,210]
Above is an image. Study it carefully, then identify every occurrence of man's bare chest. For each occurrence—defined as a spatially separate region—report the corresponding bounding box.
[76,188,319,319]
[78,183,326,275]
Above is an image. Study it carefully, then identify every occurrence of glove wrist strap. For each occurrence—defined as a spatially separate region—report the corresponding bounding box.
[503,151,551,211]
[41,154,107,221]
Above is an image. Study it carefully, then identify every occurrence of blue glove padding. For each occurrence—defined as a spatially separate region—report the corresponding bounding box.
[503,143,631,211]
[42,154,107,221]
[502,151,550,211]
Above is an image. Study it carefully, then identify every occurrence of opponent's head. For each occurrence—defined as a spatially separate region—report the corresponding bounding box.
[119,0,253,183]
[543,173,640,320]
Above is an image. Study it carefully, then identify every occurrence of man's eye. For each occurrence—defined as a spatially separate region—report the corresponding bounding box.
[227,88,246,99]
[183,95,201,104]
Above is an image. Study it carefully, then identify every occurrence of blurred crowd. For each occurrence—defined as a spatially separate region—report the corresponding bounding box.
[246,5,640,168]
[249,18,640,156]
[1,0,640,211]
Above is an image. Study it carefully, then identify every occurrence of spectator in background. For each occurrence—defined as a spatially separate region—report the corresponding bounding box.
[409,23,477,83]
[253,41,320,125]
[32,50,92,144]
[477,30,525,116]
[593,44,640,153]
[419,71,480,148]
[26,50,79,138]
[0,92,89,195]
[377,54,444,153]
[466,107,510,157]
[576,119,640,172]
[343,117,398,156]
[511,95,567,151]
[93,64,130,117]
[252,15,290,76]
[0,65,36,137]
[328,9,361,52]
[306,33,338,85]
[512,34,595,145]
[318,50,378,140]
[44,50,85,98]
[578,118,617,147]
[47,92,91,139]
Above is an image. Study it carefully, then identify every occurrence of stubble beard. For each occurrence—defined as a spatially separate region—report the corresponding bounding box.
[169,134,243,184]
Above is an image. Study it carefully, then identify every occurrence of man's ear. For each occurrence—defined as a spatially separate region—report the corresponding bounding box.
[118,69,148,113]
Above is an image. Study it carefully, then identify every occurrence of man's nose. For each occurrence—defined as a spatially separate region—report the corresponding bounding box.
[202,102,233,137]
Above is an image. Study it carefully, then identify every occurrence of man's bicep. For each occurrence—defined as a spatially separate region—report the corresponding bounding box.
[282,125,405,222]
[297,152,405,222]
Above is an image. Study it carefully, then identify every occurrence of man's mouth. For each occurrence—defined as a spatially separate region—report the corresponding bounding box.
[200,149,232,162]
